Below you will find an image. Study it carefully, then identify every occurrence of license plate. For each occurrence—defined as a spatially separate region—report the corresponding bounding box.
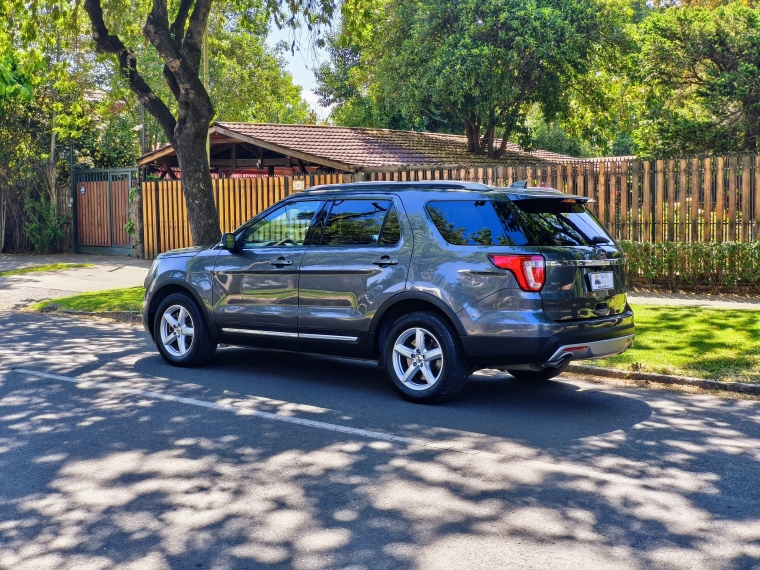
[589,272,614,291]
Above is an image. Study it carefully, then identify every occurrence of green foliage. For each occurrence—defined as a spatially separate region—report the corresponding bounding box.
[314,29,461,132]
[23,192,66,254]
[633,2,760,156]
[527,109,593,158]
[317,0,632,156]
[619,240,760,293]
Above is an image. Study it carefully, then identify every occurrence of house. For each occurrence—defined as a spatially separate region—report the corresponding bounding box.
[137,122,578,179]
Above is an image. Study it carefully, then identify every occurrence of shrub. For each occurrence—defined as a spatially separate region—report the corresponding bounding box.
[619,240,760,293]
[23,193,66,254]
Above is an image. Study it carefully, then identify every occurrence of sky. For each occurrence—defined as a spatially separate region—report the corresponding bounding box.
[266,24,332,122]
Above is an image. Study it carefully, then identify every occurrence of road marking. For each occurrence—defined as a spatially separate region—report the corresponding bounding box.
[12,368,446,449]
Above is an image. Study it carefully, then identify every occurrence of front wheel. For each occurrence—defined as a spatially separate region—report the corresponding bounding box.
[383,312,469,404]
[153,293,217,367]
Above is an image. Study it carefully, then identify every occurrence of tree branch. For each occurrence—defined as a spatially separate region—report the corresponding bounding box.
[143,0,213,124]
[83,0,177,145]
[170,0,194,48]
[182,0,212,74]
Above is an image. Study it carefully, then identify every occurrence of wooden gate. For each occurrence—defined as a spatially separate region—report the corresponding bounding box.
[74,168,136,255]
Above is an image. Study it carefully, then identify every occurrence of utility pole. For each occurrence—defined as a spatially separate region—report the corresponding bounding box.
[139,100,146,156]
[69,140,78,253]
[203,27,210,164]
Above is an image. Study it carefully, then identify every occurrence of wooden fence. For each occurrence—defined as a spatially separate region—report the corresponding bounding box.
[142,174,344,259]
[364,156,760,243]
[140,154,760,259]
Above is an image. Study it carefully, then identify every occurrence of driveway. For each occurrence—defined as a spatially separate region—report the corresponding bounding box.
[0,312,758,569]
[0,254,149,310]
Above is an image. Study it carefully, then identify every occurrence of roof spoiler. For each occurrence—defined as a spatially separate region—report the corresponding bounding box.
[507,180,563,193]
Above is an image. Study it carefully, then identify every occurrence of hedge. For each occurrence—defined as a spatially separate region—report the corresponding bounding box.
[619,240,760,294]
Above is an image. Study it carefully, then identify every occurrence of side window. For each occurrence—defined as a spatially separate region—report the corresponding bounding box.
[379,206,401,245]
[321,200,394,246]
[426,200,530,246]
[241,200,321,248]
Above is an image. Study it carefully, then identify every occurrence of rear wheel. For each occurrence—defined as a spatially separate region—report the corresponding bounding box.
[506,359,570,382]
[383,312,469,404]
[153,293,217,367]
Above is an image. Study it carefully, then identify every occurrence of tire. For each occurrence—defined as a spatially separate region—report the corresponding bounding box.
[153,293,217,367]
[383,311,469,404]
[506,359,570,382]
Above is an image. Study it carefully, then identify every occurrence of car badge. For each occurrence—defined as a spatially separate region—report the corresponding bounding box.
[594,247,607,259]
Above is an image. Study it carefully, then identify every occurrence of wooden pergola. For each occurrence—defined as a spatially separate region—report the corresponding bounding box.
[137,124,352,179]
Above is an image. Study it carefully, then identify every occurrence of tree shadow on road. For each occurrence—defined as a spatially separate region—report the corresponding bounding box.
[1,314,759,569]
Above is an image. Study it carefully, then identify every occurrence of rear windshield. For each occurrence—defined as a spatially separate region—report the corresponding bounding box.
[513,199,610,247]
[426,198,609,247]
[426,201,530,246]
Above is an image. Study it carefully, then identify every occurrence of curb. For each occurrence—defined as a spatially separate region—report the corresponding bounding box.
[41,307,142,324]
[569,363,760,395]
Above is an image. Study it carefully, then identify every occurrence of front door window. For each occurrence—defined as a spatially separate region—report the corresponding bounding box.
[242,201,321,249]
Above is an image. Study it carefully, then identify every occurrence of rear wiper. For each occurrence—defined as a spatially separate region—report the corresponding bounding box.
[591,236,610,245]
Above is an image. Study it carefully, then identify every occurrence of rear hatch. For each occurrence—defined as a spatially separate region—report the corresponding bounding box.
[511,196,628,321]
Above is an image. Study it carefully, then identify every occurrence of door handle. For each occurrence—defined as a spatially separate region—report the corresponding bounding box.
[270,257,293,266]
[372,256,399,266]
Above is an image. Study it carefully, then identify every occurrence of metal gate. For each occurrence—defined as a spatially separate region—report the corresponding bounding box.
[74,168,137,255]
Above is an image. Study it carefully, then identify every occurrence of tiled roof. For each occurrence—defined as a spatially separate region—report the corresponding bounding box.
[212,122,576,169]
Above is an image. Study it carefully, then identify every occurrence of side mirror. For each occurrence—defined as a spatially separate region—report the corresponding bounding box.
[221,232,237,251]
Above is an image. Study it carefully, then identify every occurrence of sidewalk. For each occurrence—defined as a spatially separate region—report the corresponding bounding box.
[628,291,760,310]
[0,253,151,272]
[0,253,150,310]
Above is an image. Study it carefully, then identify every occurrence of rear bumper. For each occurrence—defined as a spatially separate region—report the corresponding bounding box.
[460,311,635,368]
[546,334,634,363]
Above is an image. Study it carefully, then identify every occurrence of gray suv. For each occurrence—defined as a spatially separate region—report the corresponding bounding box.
[143,182,634,403]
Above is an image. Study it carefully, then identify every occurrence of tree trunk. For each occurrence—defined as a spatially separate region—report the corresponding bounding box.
[464,117,482,154]
[743,117,759,153]
[174,126,220,245]
[83,0,222,247]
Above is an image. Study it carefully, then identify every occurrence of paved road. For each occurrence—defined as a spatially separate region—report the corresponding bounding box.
[1,312,759,570]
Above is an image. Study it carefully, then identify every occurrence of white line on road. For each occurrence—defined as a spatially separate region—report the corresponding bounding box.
[12,369,664,482]
[11,368,465,452]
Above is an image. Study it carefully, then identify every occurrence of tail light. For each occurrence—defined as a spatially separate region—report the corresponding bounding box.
[488,254,545,292]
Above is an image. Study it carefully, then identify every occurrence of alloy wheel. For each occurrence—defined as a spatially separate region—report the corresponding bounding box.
[160,304,195,358]
[392,327,444,390]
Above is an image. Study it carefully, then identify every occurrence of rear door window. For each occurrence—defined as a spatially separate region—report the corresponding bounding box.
[426,200,529,246]
[512,199,610,246]
[320,199,400,246]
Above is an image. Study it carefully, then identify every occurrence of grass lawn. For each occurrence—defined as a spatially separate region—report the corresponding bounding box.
[32,287,145,313]
[592,304,760,383]
[0,263,92,277]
